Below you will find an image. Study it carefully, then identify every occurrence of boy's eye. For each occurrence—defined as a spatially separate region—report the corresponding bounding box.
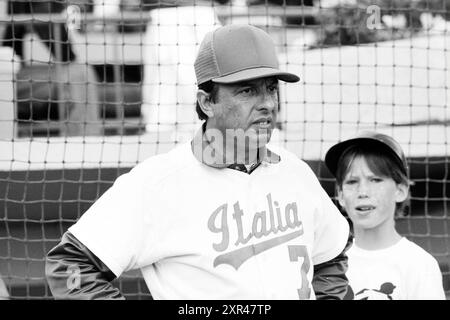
[371,177,383,183]
[344,179,357,185]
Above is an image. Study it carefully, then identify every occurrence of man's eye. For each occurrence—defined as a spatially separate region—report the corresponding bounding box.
[239,88,253,95]
[268,85,278,93]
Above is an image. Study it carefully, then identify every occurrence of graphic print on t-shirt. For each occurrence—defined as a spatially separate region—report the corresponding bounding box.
[207,193,303,270]
[355,282,396,300]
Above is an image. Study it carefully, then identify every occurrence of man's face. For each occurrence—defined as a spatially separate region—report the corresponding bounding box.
[208,77,279,149]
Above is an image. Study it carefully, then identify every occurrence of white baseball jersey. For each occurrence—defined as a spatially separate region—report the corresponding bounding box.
[347,237,446,300]
[69,142,349,299]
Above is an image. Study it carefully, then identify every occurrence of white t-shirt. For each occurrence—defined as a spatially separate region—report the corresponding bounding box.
[347,237,446,300]
[69,142,349,299]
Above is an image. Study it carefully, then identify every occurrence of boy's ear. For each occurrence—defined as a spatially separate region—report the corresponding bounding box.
[337,188,346,209]
[395,183,409,203]
[197,90,215,118]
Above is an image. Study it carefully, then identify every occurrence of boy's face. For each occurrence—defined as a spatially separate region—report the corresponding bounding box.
[337,156,408,231]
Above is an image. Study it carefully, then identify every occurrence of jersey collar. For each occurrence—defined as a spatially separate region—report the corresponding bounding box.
[191,122,280,171]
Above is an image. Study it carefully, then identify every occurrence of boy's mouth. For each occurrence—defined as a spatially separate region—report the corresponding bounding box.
[355,205,376,213]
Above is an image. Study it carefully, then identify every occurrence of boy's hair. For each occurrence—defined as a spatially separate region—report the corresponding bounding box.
[196,81,219,121]
[335,144,410,216]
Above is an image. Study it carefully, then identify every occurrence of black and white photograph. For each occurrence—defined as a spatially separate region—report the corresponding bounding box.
[0,0,448,306]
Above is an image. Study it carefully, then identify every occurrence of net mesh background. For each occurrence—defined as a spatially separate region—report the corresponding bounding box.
[0,0,449,299]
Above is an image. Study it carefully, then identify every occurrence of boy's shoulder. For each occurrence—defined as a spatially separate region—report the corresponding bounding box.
[398,238,440,266]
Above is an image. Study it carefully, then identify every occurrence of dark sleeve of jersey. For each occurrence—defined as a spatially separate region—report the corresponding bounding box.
[312,231,354,300]
[45,231,125,300]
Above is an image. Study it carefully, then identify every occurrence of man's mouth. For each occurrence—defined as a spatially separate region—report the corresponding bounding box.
[252,118,272,129]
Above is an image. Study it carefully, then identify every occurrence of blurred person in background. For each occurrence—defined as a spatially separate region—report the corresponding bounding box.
[1,0,101,136]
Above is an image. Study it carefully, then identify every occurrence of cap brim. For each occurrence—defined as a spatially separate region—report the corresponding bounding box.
[211,67,300,84]
[325,138,394,177]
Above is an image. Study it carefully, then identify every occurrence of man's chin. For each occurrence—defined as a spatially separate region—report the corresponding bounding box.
[256,132,272,147]
[248,128,273,146]
[221,128,272,151]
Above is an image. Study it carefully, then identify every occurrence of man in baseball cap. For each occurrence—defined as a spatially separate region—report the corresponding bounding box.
[190,24,352,300]
[192,24,300,168]
[46,24,352,300]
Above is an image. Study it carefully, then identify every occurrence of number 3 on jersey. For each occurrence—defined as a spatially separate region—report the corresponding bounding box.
[288,245,311,299]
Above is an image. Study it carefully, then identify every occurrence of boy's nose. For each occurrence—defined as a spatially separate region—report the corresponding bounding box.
[357,181,370,198]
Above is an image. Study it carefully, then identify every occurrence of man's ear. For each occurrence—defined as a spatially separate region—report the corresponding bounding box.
[197,90,215,118]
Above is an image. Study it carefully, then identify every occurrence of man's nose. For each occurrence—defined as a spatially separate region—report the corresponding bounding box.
[257,89,277,112]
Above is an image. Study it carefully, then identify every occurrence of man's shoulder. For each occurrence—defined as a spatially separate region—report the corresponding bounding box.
[128,142,196,184]
[268,144,303,164]
[268,144,315,173]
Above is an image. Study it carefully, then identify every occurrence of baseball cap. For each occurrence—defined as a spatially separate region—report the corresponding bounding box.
[194,24,300,85]
[325,131,408,177]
